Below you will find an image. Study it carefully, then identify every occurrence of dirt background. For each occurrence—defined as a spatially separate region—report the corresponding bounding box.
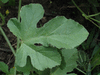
[0,0,99,74]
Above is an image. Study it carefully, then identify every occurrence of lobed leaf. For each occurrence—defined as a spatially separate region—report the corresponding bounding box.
[24,16,89,49]
[16,43,61,70]
[8,3,44,40]
[15,57,33,75]
[7,3,89,71]
[7,18,22,39]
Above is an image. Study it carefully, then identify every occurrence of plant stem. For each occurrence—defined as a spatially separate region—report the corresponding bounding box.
[72,0,100,28]
[90,17,100,23]
[0,26,16,56]
[14,0,21,74]
[16,0,21,50]
[87,12,100,17]
[88,18,100,29]
[18,0,21,21]
[76,67,86,75]
[91,4,100,26]
[72,0,85,14]
[14,67,16,75]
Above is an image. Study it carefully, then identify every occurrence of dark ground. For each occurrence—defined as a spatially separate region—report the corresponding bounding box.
[0,0,98,74]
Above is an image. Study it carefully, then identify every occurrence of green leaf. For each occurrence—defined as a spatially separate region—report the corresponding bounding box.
[16,44,61,70]
[37,69,50,75]
[7,4,88,71]
[91,43,100,59]
[50,48,78,75]
[1,0,9,3]
[98,73,100,75]
[15,57,33,75]
[7,4,44,40]
[0,62,9,74]
[7,18,22,39]
[91,48,100,68]
[62,48,78,73]
[25,16,89,49]
[7,4,89,49]
[19,4,44,40]
[8,4,61,71]
[68,73,77,75]
[9,68,14,75]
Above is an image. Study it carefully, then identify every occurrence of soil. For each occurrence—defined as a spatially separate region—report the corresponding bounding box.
[0,0,98,74]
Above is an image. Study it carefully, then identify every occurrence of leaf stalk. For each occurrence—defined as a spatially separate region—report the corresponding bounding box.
[0,26,16,56]
[76,67,86,75]
[16,0,21,50]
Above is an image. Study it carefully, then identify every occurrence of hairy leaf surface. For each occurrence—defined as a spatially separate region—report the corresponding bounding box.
[16,43,61,70]
[24,16,89,49]
[7,4,89,71]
